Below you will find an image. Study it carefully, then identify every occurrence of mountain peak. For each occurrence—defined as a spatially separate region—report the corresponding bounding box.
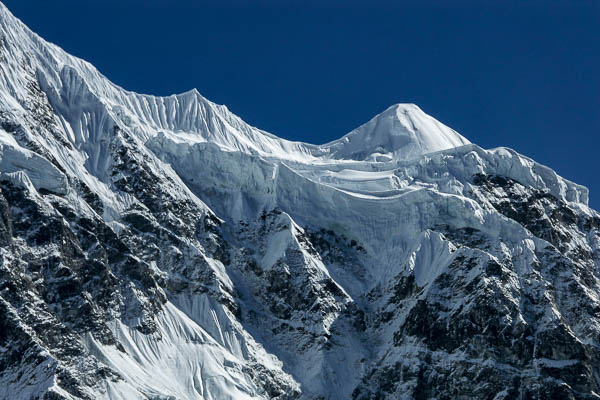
[385,102,422,112]
[322,103,470,162]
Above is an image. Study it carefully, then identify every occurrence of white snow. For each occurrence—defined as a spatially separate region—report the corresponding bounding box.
[85,301,261,400]
[322,103,470,161]
[0,131,68,194]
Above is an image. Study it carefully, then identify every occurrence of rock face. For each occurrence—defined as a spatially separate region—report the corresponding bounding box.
[0,2,599,400]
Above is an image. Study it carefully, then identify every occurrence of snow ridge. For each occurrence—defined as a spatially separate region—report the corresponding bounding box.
[322,103,470,162]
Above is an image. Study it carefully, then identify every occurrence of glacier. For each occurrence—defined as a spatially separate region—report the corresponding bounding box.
[0,2,599,400]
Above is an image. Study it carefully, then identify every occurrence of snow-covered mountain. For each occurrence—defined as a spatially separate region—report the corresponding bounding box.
[1,2,599,399]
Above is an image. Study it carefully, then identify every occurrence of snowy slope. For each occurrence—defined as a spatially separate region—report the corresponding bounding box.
[1,2,600,400]
[321,103,470,162]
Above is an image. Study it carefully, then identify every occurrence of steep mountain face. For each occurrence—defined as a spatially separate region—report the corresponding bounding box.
[1,3,599,400]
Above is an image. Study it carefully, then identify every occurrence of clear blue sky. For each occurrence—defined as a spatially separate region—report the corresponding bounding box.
[4,0,600,209]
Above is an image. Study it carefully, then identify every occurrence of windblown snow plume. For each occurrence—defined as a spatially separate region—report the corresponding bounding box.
[0,2,599,399]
